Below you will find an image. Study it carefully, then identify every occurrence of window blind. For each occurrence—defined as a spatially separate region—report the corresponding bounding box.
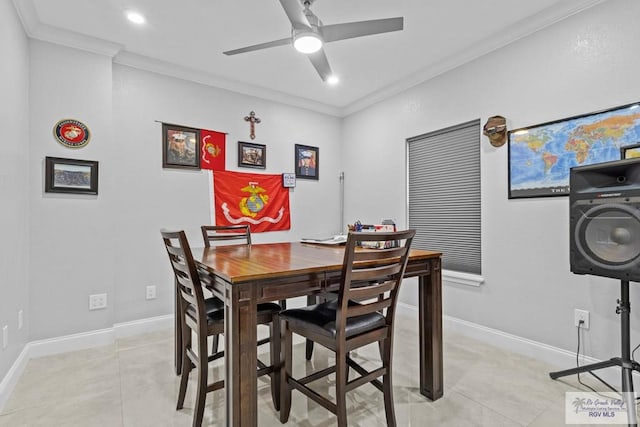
[407,119,481,274]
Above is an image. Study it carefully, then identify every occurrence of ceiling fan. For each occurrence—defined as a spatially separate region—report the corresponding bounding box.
[223,0,404,82]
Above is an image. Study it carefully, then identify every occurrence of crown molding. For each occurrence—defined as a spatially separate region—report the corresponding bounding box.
[114,51,342,117]
[12,0,605,118]
[12,0,122,57]
[342,0,607,116]
[12,0,339,116]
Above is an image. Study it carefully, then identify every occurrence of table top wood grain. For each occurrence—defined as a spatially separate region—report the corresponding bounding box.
[193,241,441,283]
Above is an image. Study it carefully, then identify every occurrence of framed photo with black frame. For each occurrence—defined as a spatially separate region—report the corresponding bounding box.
[238,141,266,169]
[295,144,318,180]
[45,156,99,195]
[162,123,200,169]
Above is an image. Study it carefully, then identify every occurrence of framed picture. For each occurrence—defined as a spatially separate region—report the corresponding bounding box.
[621,143,640,159]
[508,101,640,199]
[162,123,200,169]
[295,144,319,180]
[282,173,296,188]
[45,157,98,195]
[238,141,266,169]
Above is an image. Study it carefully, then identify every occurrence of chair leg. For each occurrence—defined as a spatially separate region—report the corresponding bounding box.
[382,338,397,427]
[304,295,316,360]
[335,347,348,427]
[305,339,314,361]
[193,328,209,427]
[269,314,281,411]
[280,321,292,423]
[176,327,192,410]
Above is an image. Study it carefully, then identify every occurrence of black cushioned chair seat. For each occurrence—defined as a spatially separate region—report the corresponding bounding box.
[280,301,385,339]
[184,296,223,320]
[186,300,281,325]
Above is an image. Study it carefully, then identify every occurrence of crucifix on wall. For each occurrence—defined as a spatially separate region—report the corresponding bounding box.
[244,111,261,140]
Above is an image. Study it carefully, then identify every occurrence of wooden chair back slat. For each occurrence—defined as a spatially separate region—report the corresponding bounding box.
[348,280,395,304]
[350,263,402,283]
[347,299,391,318]
[201,225,251,247]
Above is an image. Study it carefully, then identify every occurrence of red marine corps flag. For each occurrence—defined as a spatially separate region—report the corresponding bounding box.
[213,170,290,232]
[200,129,226,170]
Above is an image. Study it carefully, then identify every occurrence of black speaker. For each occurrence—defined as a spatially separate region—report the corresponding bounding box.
[570,158,640,282]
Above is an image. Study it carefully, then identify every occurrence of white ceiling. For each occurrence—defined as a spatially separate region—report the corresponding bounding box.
[13,0,604,116]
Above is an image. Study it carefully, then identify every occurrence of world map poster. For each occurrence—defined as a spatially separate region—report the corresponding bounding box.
[508,102,640,199]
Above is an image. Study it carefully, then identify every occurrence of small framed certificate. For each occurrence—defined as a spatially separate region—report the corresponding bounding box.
[282,173,296,188]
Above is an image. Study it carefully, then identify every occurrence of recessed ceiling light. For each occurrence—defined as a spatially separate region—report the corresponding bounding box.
[327,75,339,85]
[126,11,146,25]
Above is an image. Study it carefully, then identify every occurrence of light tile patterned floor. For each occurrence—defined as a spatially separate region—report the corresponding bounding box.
[0,314,628,426]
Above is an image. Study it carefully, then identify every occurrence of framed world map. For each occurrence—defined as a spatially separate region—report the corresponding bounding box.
[508,102,640,199]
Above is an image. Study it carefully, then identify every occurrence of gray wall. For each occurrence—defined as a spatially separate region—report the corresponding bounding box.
[342,0,640,360]
[0,0,30,381]
[25,46,343,339]
[29,41,116,340]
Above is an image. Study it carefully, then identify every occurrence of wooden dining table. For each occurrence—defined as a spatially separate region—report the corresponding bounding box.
[190,241,443,427]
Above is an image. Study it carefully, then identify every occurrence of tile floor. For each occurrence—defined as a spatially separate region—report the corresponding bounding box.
[0,314,630,426]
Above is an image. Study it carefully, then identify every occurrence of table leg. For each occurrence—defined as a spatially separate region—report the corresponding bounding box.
[418,258,443,400]
[225,282,258,426]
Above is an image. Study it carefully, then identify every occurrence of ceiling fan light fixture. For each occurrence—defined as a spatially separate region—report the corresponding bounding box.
[327,75,339,85]
[294,32,323,54]
[125,11,146,25]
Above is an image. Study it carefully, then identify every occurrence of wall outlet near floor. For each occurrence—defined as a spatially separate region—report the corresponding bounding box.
[146,285,157,300]
[2,325,8,349]
[574,309,590,329]
[18,309,23,330]
[89,293,108,310]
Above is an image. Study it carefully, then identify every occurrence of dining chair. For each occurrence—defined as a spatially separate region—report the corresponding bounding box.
[279,229,416,427]
[161,230,281,427]
[201,225,252,354]
[201,224,287,354]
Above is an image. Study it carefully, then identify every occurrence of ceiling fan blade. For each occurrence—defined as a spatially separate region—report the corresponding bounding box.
[308,48,332,81]
[279,0,311,30]
[223,37,291,56]
[322,17,403,43]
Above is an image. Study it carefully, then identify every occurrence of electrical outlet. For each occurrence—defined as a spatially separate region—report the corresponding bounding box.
[2,325,8,349]
[574,309,590,329]
[18,310,23,330]
[146,285,157,300]
[89,293,108,310]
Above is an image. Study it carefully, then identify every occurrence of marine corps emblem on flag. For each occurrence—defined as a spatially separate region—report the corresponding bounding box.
[239,182,268,217]
[213,170,290,232]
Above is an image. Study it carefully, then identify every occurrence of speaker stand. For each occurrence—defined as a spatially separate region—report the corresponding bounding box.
[550,280,639,426]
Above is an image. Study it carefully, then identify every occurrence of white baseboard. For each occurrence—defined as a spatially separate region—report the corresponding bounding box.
[114,314,174,338]
[396,302,630,390]
[0,314,173,412]
[0,345,29,413]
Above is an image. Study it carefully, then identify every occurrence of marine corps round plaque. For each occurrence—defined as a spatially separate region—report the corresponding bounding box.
[53,119,91,148]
